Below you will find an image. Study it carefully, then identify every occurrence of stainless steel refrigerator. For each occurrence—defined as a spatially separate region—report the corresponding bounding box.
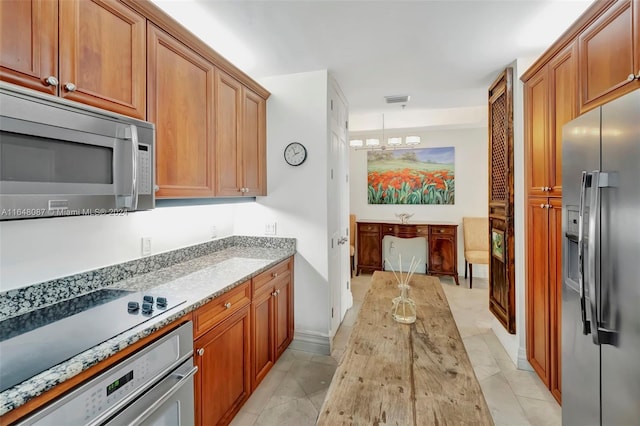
[562,88,640,425]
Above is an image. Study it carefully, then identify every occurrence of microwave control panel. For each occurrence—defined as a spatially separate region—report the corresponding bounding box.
[137,144,152,195]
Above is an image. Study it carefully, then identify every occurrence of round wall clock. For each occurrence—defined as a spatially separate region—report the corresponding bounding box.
[284,142,307,166]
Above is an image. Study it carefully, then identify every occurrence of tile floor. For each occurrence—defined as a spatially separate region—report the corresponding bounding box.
[231,273,561,426]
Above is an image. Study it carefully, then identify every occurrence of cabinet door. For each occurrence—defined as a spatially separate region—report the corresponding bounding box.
[356,224,381,272]
[251,289,274,390]
[148,23,215,198]
[526,197,551,387]
[579,0,638,112]
[215,70,243,196]
[428,234,456,275]
[59,0,145,118]
[242,87,266,196]
[0,0,57,95]
[525,67,550,196]
[195,305,251,426]
[549,198,563,403]
[548,41,578,197]
[275,276,292,358]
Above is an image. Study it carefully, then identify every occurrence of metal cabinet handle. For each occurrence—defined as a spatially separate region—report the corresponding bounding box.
[628,73,637,82]
[224,302,231,309]
[44,76,59,87]
[276,289,281,295]
[197,348,205,356]
[272,272,278,278]
[272,291,277,297]
[154,185,160,192]
[64,82,76,92]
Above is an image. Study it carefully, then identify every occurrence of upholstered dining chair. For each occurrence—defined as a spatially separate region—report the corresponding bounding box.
[350,214,356,277]
[462,217,489,289]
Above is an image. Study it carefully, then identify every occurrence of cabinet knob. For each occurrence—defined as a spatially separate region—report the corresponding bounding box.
[546,204,552,209]
[540,204,545,208]
[154,185,160,192]
[197,348,205,356]
[64,82,77,92]
[224,302,232,309]
[628,73,637,82]
[272,291,278,297]
[272,272,278,278]
[43,76,59,87]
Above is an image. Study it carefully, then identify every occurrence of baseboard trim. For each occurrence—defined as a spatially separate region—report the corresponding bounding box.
[290,330,330,355]
[517,346,533,371]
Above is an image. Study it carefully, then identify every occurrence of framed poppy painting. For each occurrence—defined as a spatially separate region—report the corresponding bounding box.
[367,147,455,204]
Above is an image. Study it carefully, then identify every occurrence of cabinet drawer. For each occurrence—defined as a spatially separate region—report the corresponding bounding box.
[253,259,292,295]
[430,226,455,236]
[382,225,395,235]
[194,281,251,338]
[416,226,429,236]
[359,223,380,233]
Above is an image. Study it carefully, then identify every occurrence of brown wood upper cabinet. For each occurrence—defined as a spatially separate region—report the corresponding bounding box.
[0,0,146,119]
[525,42,577,197]
[578,0,640,112]
[147,23,216,198]
[215,70,266,196]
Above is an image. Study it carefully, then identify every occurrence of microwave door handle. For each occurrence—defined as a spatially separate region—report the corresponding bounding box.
[578,171,590,335]
[129,124,139,211]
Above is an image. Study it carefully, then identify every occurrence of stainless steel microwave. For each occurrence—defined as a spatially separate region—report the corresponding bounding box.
[0,83,155,220]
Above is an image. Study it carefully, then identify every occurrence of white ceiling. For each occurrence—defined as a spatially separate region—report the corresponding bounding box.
[152,0,594,131]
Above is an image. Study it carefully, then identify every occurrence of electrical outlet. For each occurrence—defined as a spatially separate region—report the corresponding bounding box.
[265,222,277,235]
[141,237,152,256]
[210,225,217,239]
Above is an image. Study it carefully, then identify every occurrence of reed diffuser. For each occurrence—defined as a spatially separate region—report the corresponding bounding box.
[386,254,419,324]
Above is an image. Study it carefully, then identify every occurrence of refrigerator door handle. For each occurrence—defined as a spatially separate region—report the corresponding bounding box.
[587,170,601,345]
[587,171,618,346]
[578,170,591,335]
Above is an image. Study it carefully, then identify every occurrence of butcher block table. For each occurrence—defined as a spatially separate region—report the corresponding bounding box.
[318,271,493,425]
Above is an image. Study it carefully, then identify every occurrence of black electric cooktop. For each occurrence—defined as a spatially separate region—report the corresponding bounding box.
[0,288,185,393]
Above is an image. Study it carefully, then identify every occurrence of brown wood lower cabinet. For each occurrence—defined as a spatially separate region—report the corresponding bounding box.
[252,258,294,390]
[194,257,294,425]
[526,197,562,402]
[195,304,251,426]
[356,221,459,285]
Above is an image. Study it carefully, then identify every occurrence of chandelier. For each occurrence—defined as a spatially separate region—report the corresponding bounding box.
[350,114,421,150]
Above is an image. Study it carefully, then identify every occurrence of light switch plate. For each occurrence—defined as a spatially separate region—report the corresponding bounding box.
[265,222,277,235]
[141,237,152,256]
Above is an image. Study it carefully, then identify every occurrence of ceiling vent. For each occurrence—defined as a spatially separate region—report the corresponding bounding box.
[384,95,410,104]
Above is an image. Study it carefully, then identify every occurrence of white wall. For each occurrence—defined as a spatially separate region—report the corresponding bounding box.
[0,204,235,292]
[490,58,536,370]
[349,126,489,278]
[234,70,332,345]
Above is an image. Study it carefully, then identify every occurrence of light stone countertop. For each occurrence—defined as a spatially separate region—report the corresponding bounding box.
[0,239,295,417]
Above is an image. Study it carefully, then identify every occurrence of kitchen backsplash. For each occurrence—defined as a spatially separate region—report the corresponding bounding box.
[0,236,295,320]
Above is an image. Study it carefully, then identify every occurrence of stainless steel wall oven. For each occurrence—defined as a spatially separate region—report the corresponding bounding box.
[16,321,196,426]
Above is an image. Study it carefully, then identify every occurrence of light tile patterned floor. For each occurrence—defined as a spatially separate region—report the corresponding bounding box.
[231,273,561,426]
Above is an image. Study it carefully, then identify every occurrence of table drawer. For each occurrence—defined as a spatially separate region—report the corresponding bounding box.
[194,280,251,338]
[253,258,292,295]
[430,226,455,236]
[359,223,380,233]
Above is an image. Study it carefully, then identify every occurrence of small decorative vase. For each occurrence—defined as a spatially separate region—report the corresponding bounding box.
[392,285,416,324]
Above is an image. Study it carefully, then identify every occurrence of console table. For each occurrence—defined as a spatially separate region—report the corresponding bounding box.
[356,220,459,285]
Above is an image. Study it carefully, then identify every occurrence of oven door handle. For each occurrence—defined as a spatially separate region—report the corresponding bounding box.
[127,365,198,426]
